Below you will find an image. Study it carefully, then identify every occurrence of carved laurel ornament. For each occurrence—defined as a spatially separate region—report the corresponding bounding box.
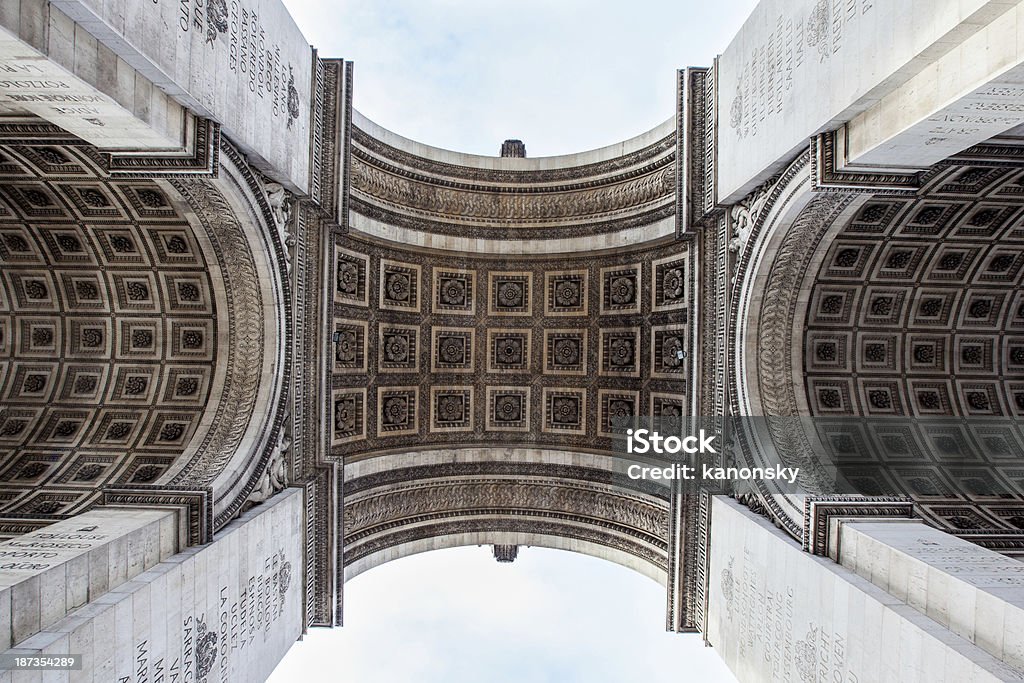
[722,152,859,536]
[168,178,266,488]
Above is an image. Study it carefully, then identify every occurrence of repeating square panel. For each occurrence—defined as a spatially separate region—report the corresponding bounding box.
[0,183,70,219]
[908,380,956,415]
[486,386,530,433]
[808,379,855,414]
[36,226,97,265]
[5,363,58,402]
[335,246,369,306]
[378,324,419,373]
[599,328,640,378]
[954,204,1022,238]
[141,411,197,449]
[57,456,118,487]
[0,227,43,264]
[6,271,58,311]
[36,408,93,447]
[958,292,1006,329]
[377,386,419,437]
[650,392,684,431]
[160,366,212,405]
[893,202,964,237]
[859,382,904,415]
[115,319,162,360]
[379,258,421,312]
[105,365,160,405]
[166,320,214,361]
[652,254,687,312]
[543,329,587,376]
[332,319,368,374]
[806,332,853,374]
[0,408,40,446]
[923,245,981,283]
[542,387,585,435]
[162,273,214,314]
[650,325,686,379]
[488,271,532,316]
[332,388,366,444]
[56,364,107,402]
[487,329,531,373]
[92,227,150,266]
[66,321,111,360]
[146,227,203,266]
[598,389,639,436]
[545,269,587,316]
[808,288,857,327]
[431,327,474,374]
[118,185,179,221]
[66,318,111,359]
[432,268,475,315]
[600,264,641,315]
[856,334,899,374]
[15,318,59,358]
[909,290,961,328]
[55,183,126,220]
[957,382,1003,415]
[430,386,474,433]
[58,272,109,312]
[88,409,146,448]
[975,247,1024,284]
[109,272,160,313]
[822,242,875,280]
[871,243,931,281]
[843,201,906,233]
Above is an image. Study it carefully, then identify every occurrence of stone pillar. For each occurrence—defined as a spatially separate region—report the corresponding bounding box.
[836,520,1024,673]
[704,496,1024,682]
[0,488,305,683]
[0,508,179,652]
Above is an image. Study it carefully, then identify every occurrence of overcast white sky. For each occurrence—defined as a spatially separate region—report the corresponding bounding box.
[283,0,759,157]
[270,547,737,682]
[271,1,757,680]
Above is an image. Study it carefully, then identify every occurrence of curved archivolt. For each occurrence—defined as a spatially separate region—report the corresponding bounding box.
[342,450,671,587]
[348,112,678,255]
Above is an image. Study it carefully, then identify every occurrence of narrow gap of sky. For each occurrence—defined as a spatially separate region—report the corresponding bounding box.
[283,0,760,156]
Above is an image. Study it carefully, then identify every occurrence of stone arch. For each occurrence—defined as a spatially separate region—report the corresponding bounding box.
[166,146,292,527]
[0,124,291,534]
[729,149,1024,539]
[341,448,672,614]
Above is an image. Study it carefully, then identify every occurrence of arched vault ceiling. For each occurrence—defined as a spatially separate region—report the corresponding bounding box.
[803,165,1024,418]
[0,143,221,517]
[0,125,289,531]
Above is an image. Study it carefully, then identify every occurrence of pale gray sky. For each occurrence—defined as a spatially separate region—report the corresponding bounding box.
[283,0,760,156]
[270,547,737,682]
[272,1,757,680]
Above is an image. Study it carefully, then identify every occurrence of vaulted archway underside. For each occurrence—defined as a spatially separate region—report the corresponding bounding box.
[0,119,291,534]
